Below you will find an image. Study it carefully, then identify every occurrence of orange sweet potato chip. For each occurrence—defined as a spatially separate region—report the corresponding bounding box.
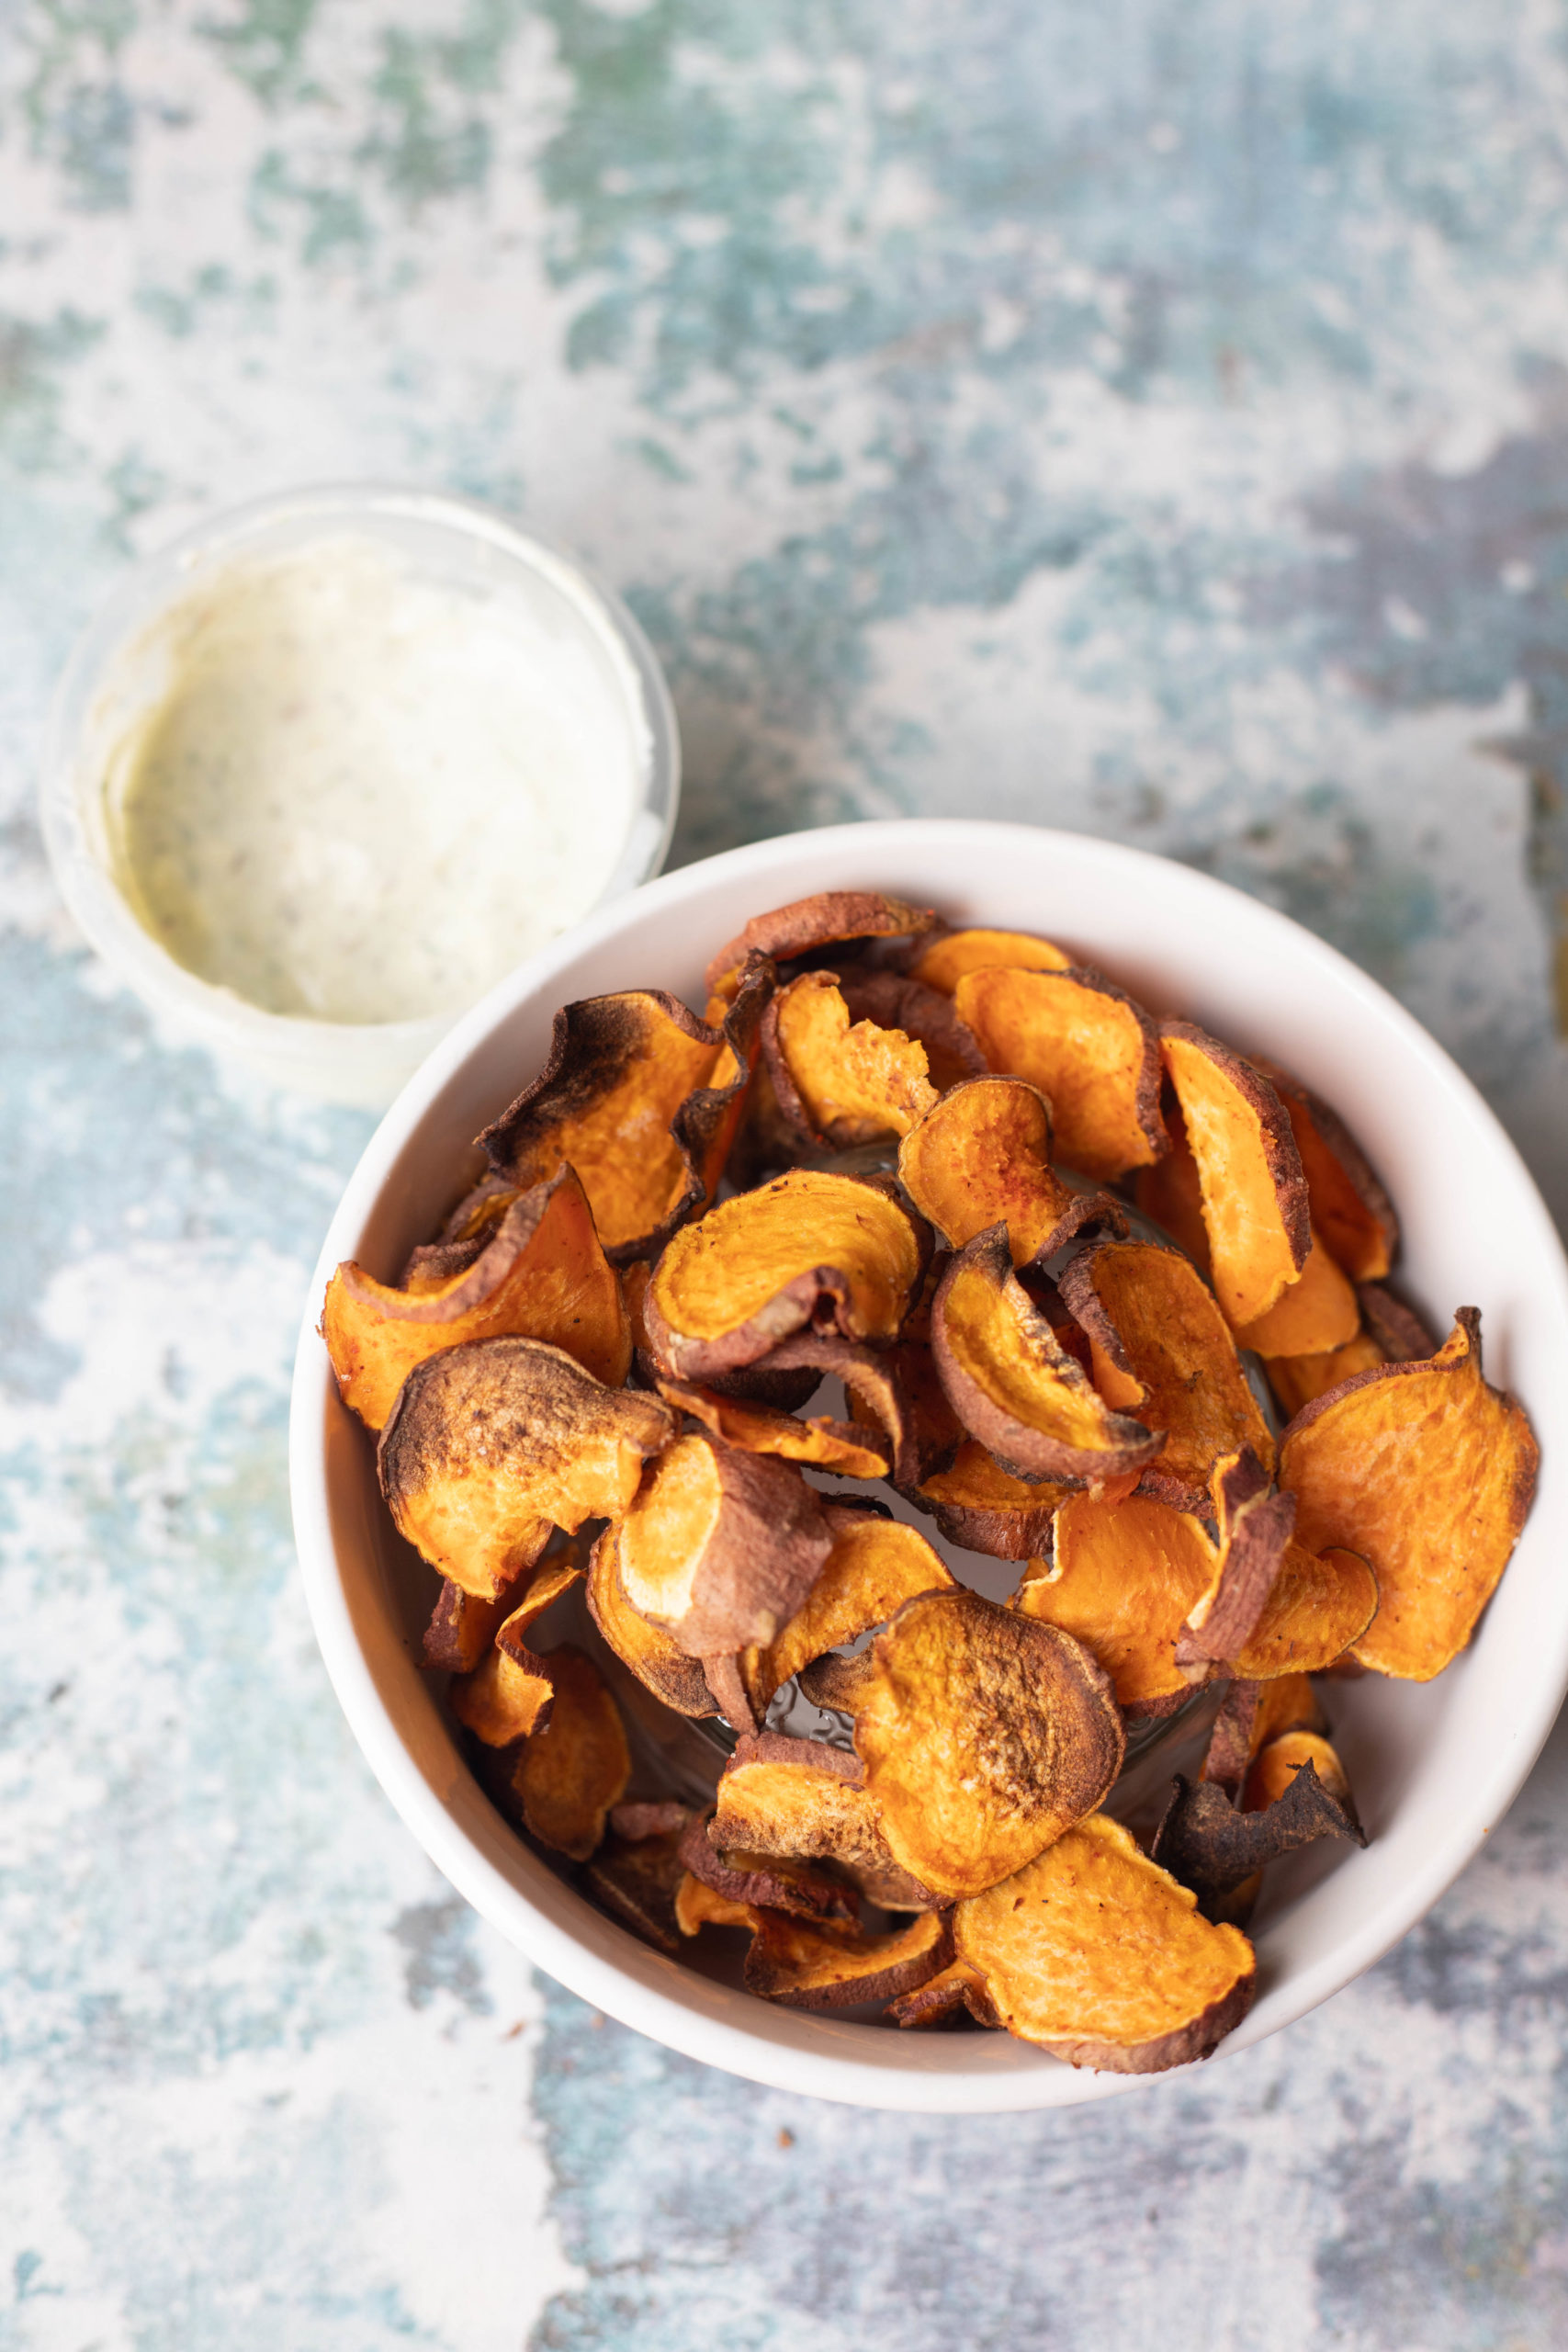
[705,889,935,996]
[423,1578,510,1674]
[1227,1543,1380,1680]
[509,1645,629,1861]
[1058,1238,1274,1510]
[1279,1308,1539,1679]
[795,1647,879,1715]
[742,1513,956,1712]
[644,1170,929,1380]
[1245,1726,1355,1815]
[948,1814,1256,2071]
[1132,1082,1212,1277]
[1016,1489,1217,1715]
[741,1905,953,2010]
[400,1174,519,1291]
[1151,1760,1364,1922]
[762,969,939,1148]
[853,1588,1123,1900]
[585,1521,717,1718]
[1251,1058,1398,1283]
[712,1733,940,1910]
[1172,1450,1297,1675]
[836,967,987,1092]
[614,1431,835,1657]
[478,960,772,1261]
[676,1813,859,1926]
[448,1551,585,1745]
[1266,1328,1385,1421]
[323,1166,632,1430]
[953,966,1166,1182]
[912,1440,1072,1560]
[1159,1024,1310,1328]
[898,1077,1126,1268]
[1233,1227,1359,1360]
[584,1814,689,1953]
[674,1873,755,1934]
[907,923,1073,994]
[1200,1671,1323,1801]
[932,1227,1163,1485]
[655,1375,888,1480]
[378,1338,674,1600]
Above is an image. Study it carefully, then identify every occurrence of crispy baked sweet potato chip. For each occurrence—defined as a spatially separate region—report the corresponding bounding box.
[644,1170,929,1379]
[1173,1451,1296,1675]
[712,1733,940,1910]
[448,1551,585,1745]
[1227,1543,1379,1680]
[932,1227,1163,1485]
[898,1078,1126,1267]
[423,1578,510,1674]
[1252,1058,1398,1283]
[853,1589,1123,1900]
[743,1514,956,1711]
[584,1812,690,1953]
[1016,1490,1217,1715]
[378,1339,674,1600]
[1151,1758,1365,1920]
[585,1522,717,1718]
[913,1440,1072,1559]
[1266,1329,1385,1421]
[1245,1726,1356,1814]
[948,1815,1256,2071]
[762,969,939,1149]
[742,1906,953,2010]
[1358,1283,1437,1363]
[705,890,935,996]
[400,1175,517,1291]
[509,1645,629,1861]
[615,1431,835,1661]
[837,968,987,1092]
[1132,1083,1213,1276]
[1200,1672,1323,1801]
[954,967,1166,1181]
[323,1166,631,1430]
[1159,1024,1310,1328]
[795,1647,879,1715]
[655,1375,888,1480]
[479,961,772,1261]
[1234,1227,1359,1360]
[907,924,1072,994]
[1279,1309,1539,1679]
[1058,1239,1274,1510]
[677,1814,859,1925]
[675,1873,755,1934]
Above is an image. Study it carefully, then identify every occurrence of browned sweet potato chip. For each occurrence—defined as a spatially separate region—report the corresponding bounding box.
[1201,1671,1323,1801]
[1173,1451,1296,1675]
[585,1522,717,1718]
[1252,1058,1398,1283]
[1245,1726,1355,1814]
[888,1957,994,2030]
[1358,1283,1437,1363]
[898,1078,1126,1268]
[1159,1024,1310,1328]
[954,967,1166,1181]
[677,1813,859,1925]
[1234,1227,1359,1360]
[837,968,987,1092]
[705,890,935,996]
[1151,1761,1364,1921]
[912,1440,1072,1560]
[675,1873,755,1934]
[509,1645,629,1861]
[1058,1238,1274,1510]
[1228,1543,1380,1680]
[743,1905,953,2010]
[762,969,939,1149]
[644,1170,929,1379]
[1266,1328,1385,1421]
[378,1340,674,1600]
[795,1647,880,1715]
[711,1734,941,1910]
[1016,1489,1217,1715]
[932,1228,1163,1486]
[1132,1082,1212,1276]
[400,1175,518,1291]
[743,1514,955,1712]
[1280,1309,1539,1679]
[448,1551,585,1745]
[323,1167,632,1430]
[615,1432,835,1657]
[908,925,1072,994]
[423,1578,510,1674]
[655,1375,888,1480]
[478,961,772,1261]
[853,1588,1123,1900]
[950,1815,1256,2071]
[584,1815,690,1954]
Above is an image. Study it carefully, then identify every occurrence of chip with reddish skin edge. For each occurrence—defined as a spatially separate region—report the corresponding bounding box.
[448,1551,585,1745]
[762,969,939,1149]
[609,1800,694,1842]
[322,1166,632,1430]
[1174,1451,1296,1675]
[948,1815,1256,2072]
[737,1329,942,1489]
[795,1648,879,1715]
[1228,1543,1380,1681]
[1251,1057,1398,1283]
[1058,1238,1273,1510]
[676,1814,860,1925]
[423,1578,510,1674]
[643,1169,929,1380]
[1133,1082,1213,1277]
[655,1374,889,1480]
[932,1227,1164,1486]
[1017,1489,1218,1715]
[615,1431,836,1657]
[836,967,987,1092]
[907,924,1073,994]
[510,1645,629,1861]
[704,890,936,997]
[1280,1309,1539,1680]
[898,1077,1127,1268]
[477,960,773,1262]
[585,1522,717,1719]
[1159,1024,1310,1328]
[400,1174,518,1290]
[675,1874,755,1934]
[713,1734,942,1910]
[912,1440,1073,1560]
[953,965,1167,1181]
[1201,1672,1321,1801]
[742,1514,956,1712]
[742,1905,953,2010]
[853,1588,1123,1901]
[888,1957,995,2030]
[584,1819,689,1954]
[1234,1227,1360,1360]
[378,1339,675,1600]
[1357,1283,1437,1363]
[1151,1760,1365,1922]
[1266,1328,1386,1421]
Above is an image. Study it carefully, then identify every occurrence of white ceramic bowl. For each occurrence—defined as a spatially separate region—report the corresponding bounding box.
[289,819,1568,2110]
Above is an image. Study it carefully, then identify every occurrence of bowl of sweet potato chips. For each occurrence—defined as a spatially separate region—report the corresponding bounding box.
[291,819,1568,2110]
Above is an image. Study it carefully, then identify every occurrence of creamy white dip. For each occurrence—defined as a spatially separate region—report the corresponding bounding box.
[99,535,646,1024]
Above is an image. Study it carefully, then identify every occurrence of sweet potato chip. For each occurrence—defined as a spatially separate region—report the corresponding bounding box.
[323,1166,632,1430]
[913,1440,1072,1560]
[1132,1083,1212,1277]
[675,1874,755,1934]
[510,1645,629,1861]
[932,1227,1163,1485]
[1358,1283,1437,1363]
[795,1648,879,1715]
[655,1375,888,1480]
[1266,1329,1385,1421]
[1228,1543,1380,1680]
[1058,1239,1274,1510]
[1151,1760,1365,1920]
[584,1815,689,1953]
[448,1551,585,1745]
[742,1514,956,1712]
[950,1815,1256,2071]
[1016,1489,1217,1715]
[898,1078,1126,1268]
[1233,1227,1359,1360]
[908,925,1072,994]
[705,890,935,996]
[743,1906,953,2010]
[1159,1024,1310,1328]
[378,1339,675,1600]
[888,1958,994,2030]
[1173,1451,1296,1675]
[400,1175,518,1291]
[585,1522,717,1718]
[762,969,939,1149]
[837,968,987,1092]
[422,1578,510,1674]
[644,1170,928,1379]
[953,966,1166,1181]
[1245,1726,1355,1815]
[479,960,772,1261]
[712,1733,939,1907]
[677,1813,859,1925]
[1252,1058,1398,1283]
[1200,1672,1323,1801]
[1279,1309,1539,1679]
[853,1588,1123,1900]
[615,1431,835,1657]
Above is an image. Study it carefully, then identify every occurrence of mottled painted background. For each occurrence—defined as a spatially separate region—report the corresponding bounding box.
[5,3,1568,2346]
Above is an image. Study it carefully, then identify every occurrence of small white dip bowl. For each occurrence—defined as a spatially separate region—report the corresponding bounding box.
[289,819,1568,2111]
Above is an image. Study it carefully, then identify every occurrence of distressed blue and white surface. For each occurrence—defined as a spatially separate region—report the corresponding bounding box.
[5,4,1568,2346]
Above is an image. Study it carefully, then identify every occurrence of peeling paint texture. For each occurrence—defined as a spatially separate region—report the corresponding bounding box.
[3,3,1568,2347]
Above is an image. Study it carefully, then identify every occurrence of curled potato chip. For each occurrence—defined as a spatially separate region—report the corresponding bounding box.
[1358,1283,1437,1363]
[448,1552,585,1745]
[584,1814,690,1953]
[675,1874,755,1933]
[836,967,987,1092]
[1017,1490,1217,1715]
[479,962,772,1261]
[712,1733,940,1909]
[853,1588,1123,1900]
[742,1906,953,2010]
[585,1522,717,1718]
[907,924,1073,995]
[1233,1227,1359,1360]
[743,1513,956,1712]
[734,1330,939,1489]
[509,1645,629,1861]
[1227,1543,1380,1680]
[888,1957,994,2030]
[898,1078,1126,1268]
[655,1375,889,1480]
[323,1166,631,1430]
[1159,1024,1310,1328]
[400,1174,519,1290]
[705,889,935,996]
[378,1339,675,1600]
[932,1227,1163,1485]
[1172,1451,1296,1675]
[1201,1672,1323,1801]
[1132,1083,1212,1277]
[1266,1328,1385,1421]
[795,1647,879,1715]
[1058,1238,1274,1510]
[913,1440,1072,1560]
[676,1813,859,1925]
[615,1431,835,1657]
[1280,1309,1539,1680]
[762,969,939,1149]
[949,1815,1256,2072]
[1252,1058,1398,1283]
[423,1578,510,1674]
[954,966,1166,1182]
[1151,1758,1365,1922]
[644,1169,929,1380]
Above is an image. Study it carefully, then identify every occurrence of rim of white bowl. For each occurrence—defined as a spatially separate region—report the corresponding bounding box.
[289,819,1568,2111]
